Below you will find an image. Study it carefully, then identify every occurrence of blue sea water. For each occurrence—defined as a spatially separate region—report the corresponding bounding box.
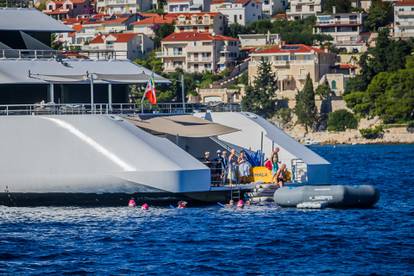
[1,145,414,275]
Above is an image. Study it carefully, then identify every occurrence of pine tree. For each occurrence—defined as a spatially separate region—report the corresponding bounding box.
[241,57,277,118]
[294,74,318,132]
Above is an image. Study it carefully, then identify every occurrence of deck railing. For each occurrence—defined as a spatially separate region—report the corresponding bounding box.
[0,102,241,116]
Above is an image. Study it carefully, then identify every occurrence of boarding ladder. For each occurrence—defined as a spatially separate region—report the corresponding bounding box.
[230,185,241,201]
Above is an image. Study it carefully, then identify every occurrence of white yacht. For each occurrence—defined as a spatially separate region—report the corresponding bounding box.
[0,9,378,208]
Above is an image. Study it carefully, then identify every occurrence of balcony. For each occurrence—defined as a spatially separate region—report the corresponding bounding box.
[397,10,414,17]
[156,51,185,58]
[175,19,211,26]
[186,46,213,53]
[187,58,212,63]
[316,19,361,26]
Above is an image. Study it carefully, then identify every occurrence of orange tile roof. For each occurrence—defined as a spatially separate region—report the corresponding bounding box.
[90,33,141,44]
[131,15,174,26]
[395,0,414,6]
[72,24,83,32]
[253,44,323,54]
[162,31,238,42]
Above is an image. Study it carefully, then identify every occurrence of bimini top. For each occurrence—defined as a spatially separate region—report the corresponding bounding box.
[127,115,239,138]
[0,59,170,84]
[0,8,72,32]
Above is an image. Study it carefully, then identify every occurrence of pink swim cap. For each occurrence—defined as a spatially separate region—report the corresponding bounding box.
[141,203,149,210]
[128,199,136,207]
[237,199,244,207]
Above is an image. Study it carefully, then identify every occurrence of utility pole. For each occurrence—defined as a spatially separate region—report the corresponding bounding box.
[181,73,185,112]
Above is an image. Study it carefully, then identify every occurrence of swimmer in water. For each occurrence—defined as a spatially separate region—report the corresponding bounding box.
[245,199,251,206]
[141,203,149,210]
[177,201,187,209]
[225,199,235,208]
[237,199,245,209]
[128,198,136,207]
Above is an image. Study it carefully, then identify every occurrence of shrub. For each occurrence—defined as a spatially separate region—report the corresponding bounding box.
[360,125,384,139]
[275,107,292,126]
[327,109,358,131]
[407,121,414,133]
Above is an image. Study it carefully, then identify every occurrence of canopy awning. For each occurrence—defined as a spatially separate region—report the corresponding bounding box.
[0,59,170,84]
[126,115,240,138]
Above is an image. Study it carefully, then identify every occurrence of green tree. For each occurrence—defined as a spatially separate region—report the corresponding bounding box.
[322,0,352,13]
[365,0,393,31]
[315,79,333,100]
[134,50,163,74]
[294,74,318,132]
[327,109,358,131]
[153,24,174,48]
[241,57,277,118]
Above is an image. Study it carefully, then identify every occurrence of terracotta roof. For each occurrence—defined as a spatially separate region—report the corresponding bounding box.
[395,0,414,6]
[90,33,141,44]
[72,24,83,32]
[131,15,174,26]
[253,44,323,54]
[338,63,357,69]
[162,31,238,42]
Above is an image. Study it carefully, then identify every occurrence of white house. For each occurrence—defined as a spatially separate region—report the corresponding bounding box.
[131,14,175,38]
[164,0,211,13]
[210,0,263,26]
[286,0,322,20]
[260,0,288,17]
[394,0,414,39]
[83,33,154,60]
[96,0,152,15]
[314,12,367,52]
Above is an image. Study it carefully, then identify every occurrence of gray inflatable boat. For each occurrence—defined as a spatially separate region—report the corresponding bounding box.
[274,185,379,208]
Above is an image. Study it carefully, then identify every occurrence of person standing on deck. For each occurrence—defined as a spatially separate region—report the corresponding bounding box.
[219,150,228,186]
[238,151,251,184]
[227,149,238,185]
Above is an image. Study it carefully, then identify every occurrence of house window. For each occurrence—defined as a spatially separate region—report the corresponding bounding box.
[331,80,337,90]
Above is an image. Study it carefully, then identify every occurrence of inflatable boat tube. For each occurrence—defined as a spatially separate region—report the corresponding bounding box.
[274,185,379,208]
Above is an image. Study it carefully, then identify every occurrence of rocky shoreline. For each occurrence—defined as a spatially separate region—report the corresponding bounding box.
[286,127,414,145]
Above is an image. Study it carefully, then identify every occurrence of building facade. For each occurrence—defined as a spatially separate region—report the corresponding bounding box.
[394,0,414,39]
[160,31,239,73]
[210,0,263,26]
[286,0,322,20]
[248,44,336,98]
[173,12,226,34]
[314,12,367,52]
[164,0,211,13]
[96,0,152,14]
[260,0,288,17]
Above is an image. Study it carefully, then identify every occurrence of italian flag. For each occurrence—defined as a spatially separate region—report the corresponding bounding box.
[144,75,157,105]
